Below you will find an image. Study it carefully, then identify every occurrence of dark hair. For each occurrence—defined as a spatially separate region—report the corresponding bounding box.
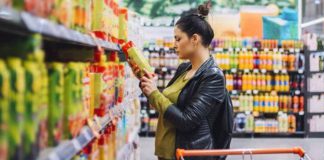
[176,1,214,47]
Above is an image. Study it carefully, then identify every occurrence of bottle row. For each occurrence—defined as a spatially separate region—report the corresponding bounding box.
[0,45,140,160]
[1,0,129,43]
[147,51,179,68]
[211,38,303,49]
[214,51,305,71]
[231,94,304,113]
[225,72,304,92]
[235,113,299,133]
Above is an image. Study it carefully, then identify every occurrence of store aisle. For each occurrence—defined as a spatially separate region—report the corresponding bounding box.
[140,138,324,160]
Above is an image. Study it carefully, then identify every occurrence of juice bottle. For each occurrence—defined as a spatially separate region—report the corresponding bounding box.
[288,53,296,71]
[259,94,265,113]
[238,51,244,70]
[299,96,304,112]
[0,60,9,160]
[274,94,279,112]
[224,52,230,70]
[279,74,285,92]
[277,51,283,70]
[23,61,41,159]
[274,75,280,91]
[253,95,260,112]
[293,96,299,113]
[264,94,270,113]
[7,58,25,160]
[266,73,272,91]
[247,73,253,91]
[261,73,266,91]
[251,73,257,90]
[242,73,247,91]
[288,115,296,133]
[287,96,293,113]
[233,51,239,69]
[272,51,278,70]
[284,74,290,92]
[48,62,64,147]
[248,51,254,69]
[266,51,273,70]
[248,94,254,112]
[237,72,242,91]
[282,51,289,70]
[256,73,262,90]
[253,51,260,69]
[259,51,265,70]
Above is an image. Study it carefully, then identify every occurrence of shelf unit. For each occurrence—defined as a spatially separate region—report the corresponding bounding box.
[304,50,324,137]
[0,7,119,52]
[0,6,141,160]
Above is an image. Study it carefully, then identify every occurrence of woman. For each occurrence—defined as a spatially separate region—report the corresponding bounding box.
[136,2,232,160]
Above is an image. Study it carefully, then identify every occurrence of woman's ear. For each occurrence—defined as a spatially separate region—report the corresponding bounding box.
[191,34,200,46]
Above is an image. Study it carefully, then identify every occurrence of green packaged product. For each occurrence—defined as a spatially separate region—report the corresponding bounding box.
[7,58,25,160]
[63,63,83,139]
[122,41,154,78]
[0,60,9,160]
[48,63,64,147]
[23,61,41,159]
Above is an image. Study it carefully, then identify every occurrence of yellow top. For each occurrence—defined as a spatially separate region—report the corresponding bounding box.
[148,71,190,159]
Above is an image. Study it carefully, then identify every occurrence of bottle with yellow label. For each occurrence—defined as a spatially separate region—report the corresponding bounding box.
[274,75,280,91]
[266,73,272,91]
[253,95,260,112]
[0,60,10,160]
[284,74,290,92]
[261,73,266,91]
[7,58,25,160]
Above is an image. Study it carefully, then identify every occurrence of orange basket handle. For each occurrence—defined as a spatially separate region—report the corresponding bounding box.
[176,147,305,160]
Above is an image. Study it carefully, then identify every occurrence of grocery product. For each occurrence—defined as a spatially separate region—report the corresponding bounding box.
[118,7,128,44]
[7,58,25,160]
[48,62,64,147]
[122,41,154,78]
[23,60,41,159]
[0,60,9,160]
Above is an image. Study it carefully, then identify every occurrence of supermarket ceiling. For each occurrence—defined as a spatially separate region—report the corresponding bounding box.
[122,0,297,19]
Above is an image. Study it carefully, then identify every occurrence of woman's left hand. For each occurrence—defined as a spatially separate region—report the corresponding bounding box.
[140,69,158,97]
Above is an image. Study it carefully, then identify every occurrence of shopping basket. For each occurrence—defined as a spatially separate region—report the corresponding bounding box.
[176,147,312,160]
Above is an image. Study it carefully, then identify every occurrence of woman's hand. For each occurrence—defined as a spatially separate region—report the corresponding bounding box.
[140,69,158,97]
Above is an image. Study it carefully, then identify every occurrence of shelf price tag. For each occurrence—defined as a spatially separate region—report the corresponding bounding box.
[264,48,269,52]
[253,69,259,73]
[298,69,304,74]
[295,49,300,53]
[289,48,294,53]
[299,111,304,115]
[273,48,278,52]
[235,48,240,52]
[246,90,252,94]
[228,48,234,52]
[261,69,267,73]
[274,69,279,74]
[253,90,259,94]
[231,90,238,95]
[281,69,287,74]
[242,48,247,52]
[279,48,284,52]
[252,48,258,52]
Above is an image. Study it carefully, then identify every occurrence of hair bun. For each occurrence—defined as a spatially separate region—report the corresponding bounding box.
[197,1,211,17]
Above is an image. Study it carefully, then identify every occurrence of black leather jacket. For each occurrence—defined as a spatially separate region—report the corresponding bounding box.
[164,56,230,160]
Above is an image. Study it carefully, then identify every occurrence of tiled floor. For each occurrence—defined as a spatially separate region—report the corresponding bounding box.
[139,138,324,160]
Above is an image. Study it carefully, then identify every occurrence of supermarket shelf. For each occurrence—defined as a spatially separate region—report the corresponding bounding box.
[229,90,303,95]
[309,71,324,74]
[0,7,120,51]
[212,47,303,53]
[308,112,324,116]
[222,68,304,74]
[234,111,305,116]
[307,92,324,96]
[307,132,324,138]
[38,99,133,160]
[233,132,305,138]
[116,125,140,160]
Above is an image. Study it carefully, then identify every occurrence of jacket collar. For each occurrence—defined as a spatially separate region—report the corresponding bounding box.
[185,55,215,79]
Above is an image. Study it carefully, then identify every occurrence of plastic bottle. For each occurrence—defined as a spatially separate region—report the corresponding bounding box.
[251,73,257,90]
[253,95,260,112]
[284,74,290,92]
[274,75,280,91]
[293,96,299,113]
[287,96,293,113]
[266,51,273,71]
[237,72,243,90]
[256,73,262,91]
[261,73,266,91]
[288,53,296,71]
[266,73,272,91]
[248,51,254,69]
[282,51,289,70]
[248,94,254,112]
[299,96,304,112]
[259,94,265,113]
[264,94,270,113]
[247,73,253,91]
[253,51,260,69]
[260,51,266,70]
[288,115,296,133]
